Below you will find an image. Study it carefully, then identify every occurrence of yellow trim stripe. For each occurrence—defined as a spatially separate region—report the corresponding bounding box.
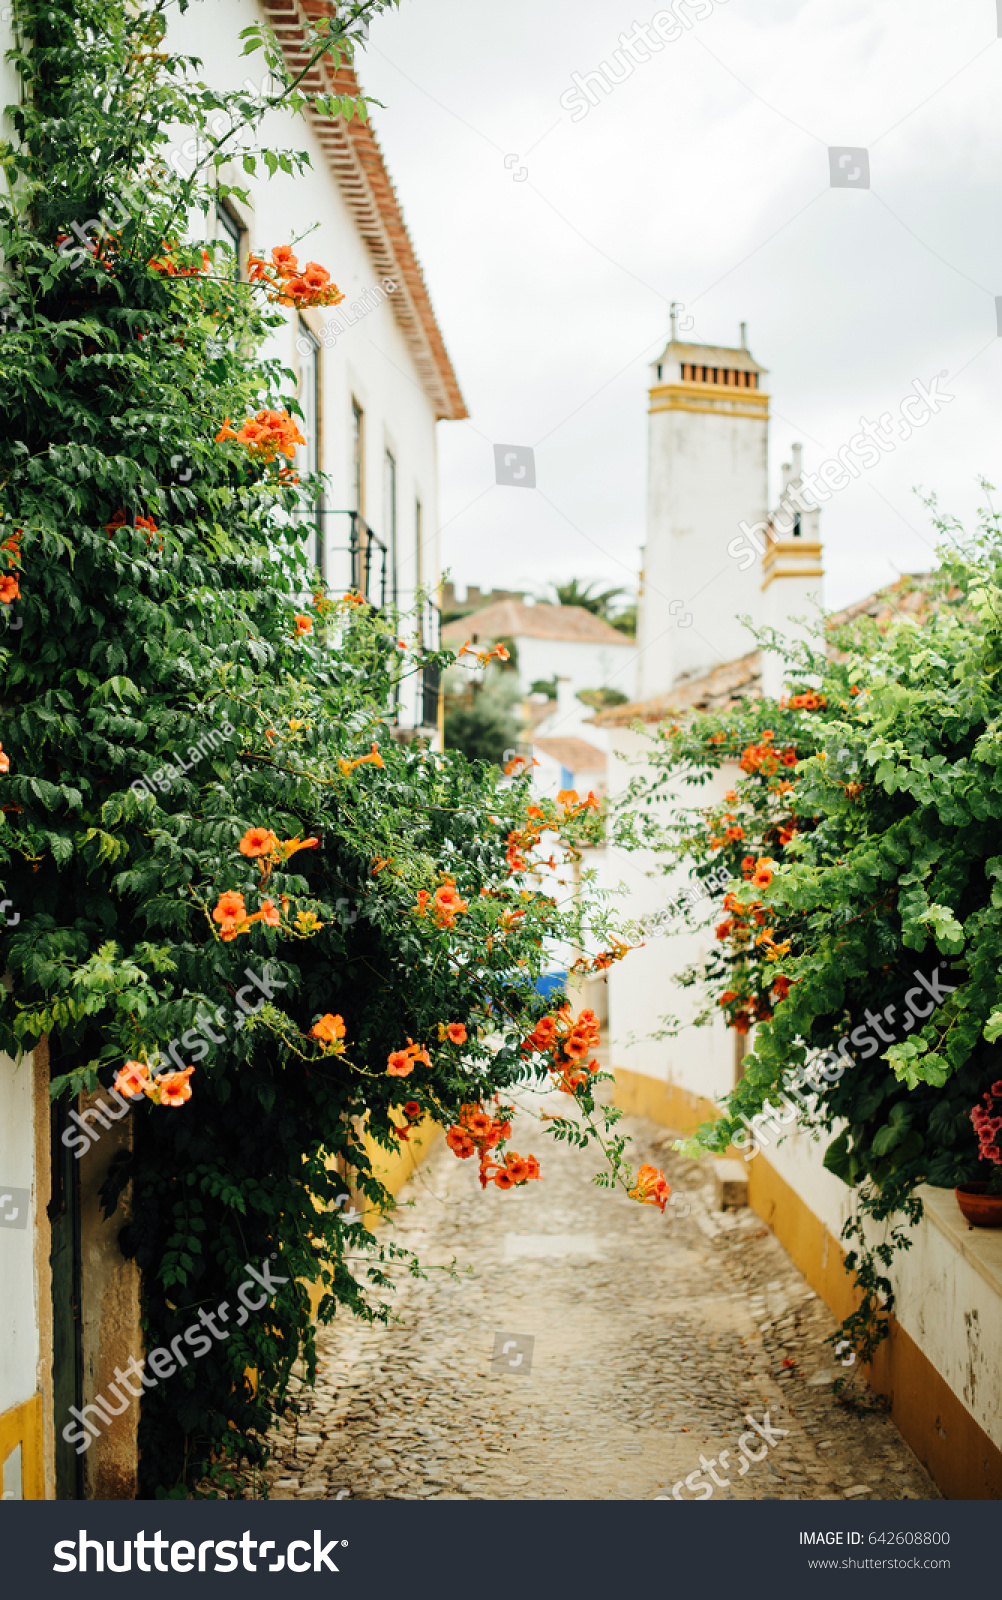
[0,1393,45,1500]
[611,1066,1002,1500]
[762,568,824,588]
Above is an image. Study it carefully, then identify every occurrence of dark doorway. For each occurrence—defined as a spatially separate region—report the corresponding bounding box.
[49,1085,84,1500]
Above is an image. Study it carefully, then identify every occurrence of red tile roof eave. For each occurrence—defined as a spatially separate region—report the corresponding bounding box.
[591,573,939,728]
[259,0,468,421]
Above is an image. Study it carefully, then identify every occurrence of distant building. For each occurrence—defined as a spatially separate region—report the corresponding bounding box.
[441,582,527,620]
[441,599,636,706]
[638,324,821,702]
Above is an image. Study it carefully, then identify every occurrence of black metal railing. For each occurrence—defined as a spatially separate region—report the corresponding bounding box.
[414,595,442,729]
[291,507,389,610]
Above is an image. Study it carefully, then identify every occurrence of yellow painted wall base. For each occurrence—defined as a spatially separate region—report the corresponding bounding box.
[612,1067,720,1137]
[305,1118,444,1320]
[0,1393,45,1499]
[748,1151,1002,1501]
[612,1066,742,1157]
[613,1067,1002,1500]
[360,1117,444,1223]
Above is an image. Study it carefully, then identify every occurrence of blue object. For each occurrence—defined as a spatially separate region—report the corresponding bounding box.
[535,970,568,1000]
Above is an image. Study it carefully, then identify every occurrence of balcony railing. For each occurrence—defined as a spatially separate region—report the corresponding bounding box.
[290,506,443,731]
[414,594,442,730]
[291,507,389,610]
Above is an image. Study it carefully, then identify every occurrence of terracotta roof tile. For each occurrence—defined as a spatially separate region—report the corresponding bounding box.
[441,601,635,646]
[261,1,466,420]
[532,737,607,771]
[592,574,936,727]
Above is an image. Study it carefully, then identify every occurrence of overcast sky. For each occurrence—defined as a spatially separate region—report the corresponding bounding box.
[357,0,1002,612]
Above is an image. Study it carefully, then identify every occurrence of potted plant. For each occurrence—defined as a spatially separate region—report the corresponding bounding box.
[955,1081,1002,1227]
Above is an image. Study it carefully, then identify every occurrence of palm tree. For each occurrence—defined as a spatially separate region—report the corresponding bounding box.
[548,578,625,618]
[545,579,636,637]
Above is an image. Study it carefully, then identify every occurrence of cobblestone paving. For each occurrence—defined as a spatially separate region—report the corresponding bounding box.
[265,1097,939,1502]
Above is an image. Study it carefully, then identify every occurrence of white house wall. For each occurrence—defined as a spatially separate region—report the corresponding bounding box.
[606,732,736,1103]
[166,0,443,671]
[514,637,636,705]
[754,1119,1002,1457]
[640,405,767,698]
[0,1051,39,1418]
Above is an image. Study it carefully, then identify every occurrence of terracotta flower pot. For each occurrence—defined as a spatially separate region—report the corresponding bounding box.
[954,1183,1002,1229]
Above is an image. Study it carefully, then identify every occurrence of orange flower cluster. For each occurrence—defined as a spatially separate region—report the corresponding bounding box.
[309,1012,347,1053]
[339,741,385,777]
[457,639,510,667]
[386,1039,431,1077]
[295,614,313,636]
[414,878,470,928]
[503,754,538,776]
[708,806,746,848]
[0,743,9,775]
[445,1103,540,1191]
[780,690,825,711]
[556,787,600,817]
[394,1099,424,1142]
[0,526,20,605]
[717,987,770,1034]
[207,828,321,939]
[149,247,209,277]
[136,513,165,554]
[247,245,345,309]
[113,1059,194,1108]
[486,1149,541,1189]
[628,1163,671,1212]
[438,1021,468,1045]
[239,826,319,882]
[739,730,797,776]
[211,889,282,942]
[215,409,306,464]
[569,938,638,976]
[102,510,164,554]
[714,884,777,953]
[523,1006,601,1094]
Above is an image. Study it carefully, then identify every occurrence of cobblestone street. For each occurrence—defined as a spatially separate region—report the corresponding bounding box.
[266,1098,939,1502]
